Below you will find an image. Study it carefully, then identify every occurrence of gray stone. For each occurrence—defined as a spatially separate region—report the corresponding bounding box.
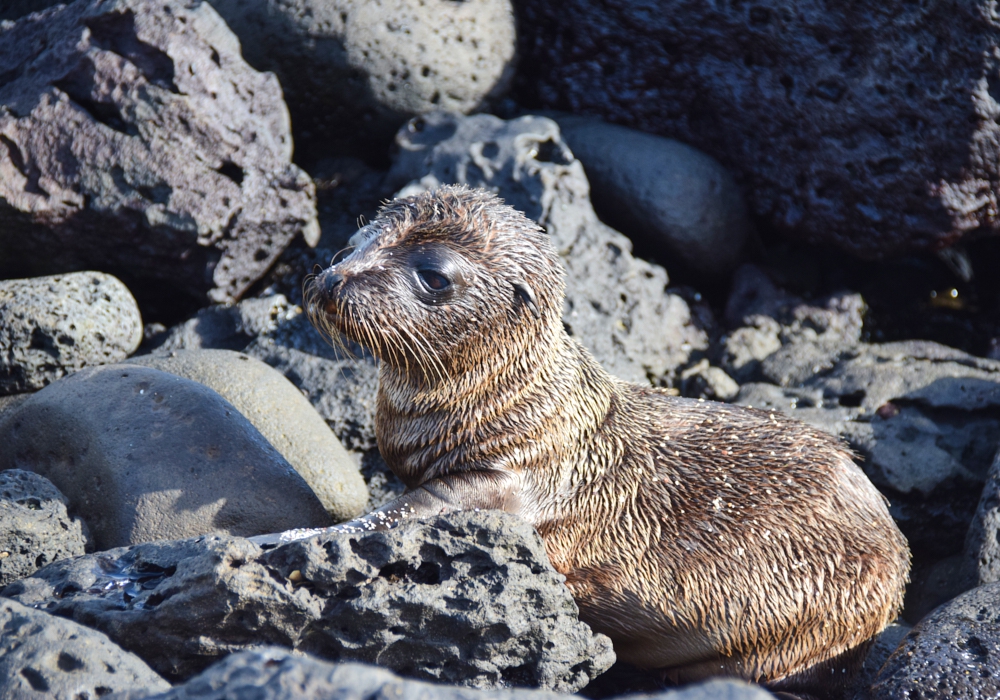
[965,447,1000,587]
[0,469,86,587]
[553,115,751,276]
[4,511,615,691]
[0,364,332,549]
[0,0,319,304]
[720,269,866,387]
[389,111,710,385]
[677,359,739,401]
[0,598,170,699]
[635,680,777,700]
[126,647,569,700]
[142,295,295,355]
[203,0,516,159]
[132,647,777,700]
[871,582,1000,698]
[0,393,29,417]
[0,271,143,395]
[126,349,368,521]
[516,1,1000,258]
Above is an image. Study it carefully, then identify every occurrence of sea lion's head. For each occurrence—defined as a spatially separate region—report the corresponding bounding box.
[304,185,564,382]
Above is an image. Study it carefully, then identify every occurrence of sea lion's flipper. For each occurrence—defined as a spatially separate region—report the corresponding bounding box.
[512,279,540,319]
[317,470,522,534]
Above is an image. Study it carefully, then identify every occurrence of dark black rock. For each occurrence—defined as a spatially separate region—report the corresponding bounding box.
[514,0,1000,258]
[871,582,1000,698]
[3,511,614,692]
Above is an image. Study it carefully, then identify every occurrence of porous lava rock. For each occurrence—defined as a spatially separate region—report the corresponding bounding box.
[0,0,319,303]
[0,364,332,549]
[206,0,516,160]
[126,349,368,521]
[389,111,710,385]
[870,582,1000,698]
[0,597,170,699]
[0,271,142,395]
[132,647,568,700]
[515,0,1000,257]
[0,469,86,587]
[3,511,615,691]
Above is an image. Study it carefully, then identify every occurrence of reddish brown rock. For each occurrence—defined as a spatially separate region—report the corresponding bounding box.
[0,0,319,303]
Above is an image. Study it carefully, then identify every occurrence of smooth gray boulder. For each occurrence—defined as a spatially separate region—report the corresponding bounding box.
[0,271,143,395]
[389,111,710,385]
[206,0,516,158]
[0,597,170,699]
[3,511,614,691]
[516,0,1000,258]
[0,0,319,303]
[125,349,368,521]
[0,469,86,587]
[0,364,332,549]
[554,115,751,276]
[871,582,1000,698]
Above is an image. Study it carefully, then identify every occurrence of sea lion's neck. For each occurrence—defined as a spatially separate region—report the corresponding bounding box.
[375,326,617,490]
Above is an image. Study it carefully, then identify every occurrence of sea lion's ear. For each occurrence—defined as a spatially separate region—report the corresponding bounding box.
[512,279,540,320]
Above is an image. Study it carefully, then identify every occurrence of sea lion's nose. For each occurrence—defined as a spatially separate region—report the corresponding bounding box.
[320,270,345,297]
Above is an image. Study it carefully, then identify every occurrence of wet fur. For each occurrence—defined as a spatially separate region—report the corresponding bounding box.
[304,186,910,693]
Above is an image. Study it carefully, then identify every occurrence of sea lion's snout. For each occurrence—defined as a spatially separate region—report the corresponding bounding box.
[319,269,345,299]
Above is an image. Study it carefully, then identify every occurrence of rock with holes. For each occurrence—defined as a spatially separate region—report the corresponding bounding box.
[0,469,86,587]
[3,511,615,690]
[552,114,752,277]
[0,0,319,304]
[0,597,170,698]
[0,271,143,395]
[205,0,516,161]
[0,363,332,550]
[516,0,1000,257]
[870,582,1000,698]
[389,111,711,385]
[125,349,368,521]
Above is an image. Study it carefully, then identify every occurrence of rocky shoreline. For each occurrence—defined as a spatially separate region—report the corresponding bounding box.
[2,0,1000,698]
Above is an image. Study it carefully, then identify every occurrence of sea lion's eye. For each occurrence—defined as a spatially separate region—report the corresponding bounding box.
[417,269,450,292]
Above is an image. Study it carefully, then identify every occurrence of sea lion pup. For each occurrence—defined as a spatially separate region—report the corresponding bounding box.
[303,185,910,694]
